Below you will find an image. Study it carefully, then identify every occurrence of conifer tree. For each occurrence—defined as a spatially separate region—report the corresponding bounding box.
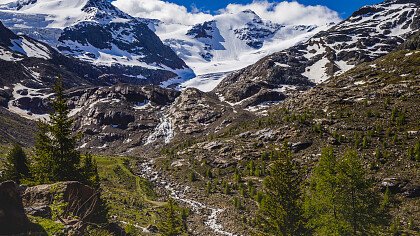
[80,153,100,188]
[158,198,183,236]
[2,144,30,183]
[256,147,306,236]
[33,78,80,183]
[305,147,383,235]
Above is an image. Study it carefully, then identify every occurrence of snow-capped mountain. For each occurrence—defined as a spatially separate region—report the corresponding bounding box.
[215,0,419,105]
[0,0,194,84]
[140,9,332,90]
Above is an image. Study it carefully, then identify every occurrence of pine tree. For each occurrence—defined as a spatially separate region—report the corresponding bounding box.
[33,78,81,183]
[80,153,100,188]
[256,147,306,236]
[305,148,383,235]
[304,147,343,234]
[2,144,30,183]
[158,198,183,236]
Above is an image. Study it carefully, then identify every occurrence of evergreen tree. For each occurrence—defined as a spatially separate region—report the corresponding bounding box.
[256,147,306,236]
[2,144,30,183]
[33,78,81,183]
[305,147,383,235]
[158,198,183,236]
[80,153,100,188]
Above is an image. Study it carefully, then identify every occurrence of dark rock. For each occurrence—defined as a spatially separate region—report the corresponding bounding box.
[12,96,51,115]
[22,181,100,222]
[25,205,52,218]
[0,181,29,235]
[380,178,408,194]
[402,184,420,198]
[146,224,158,233]
[107,222,127,236]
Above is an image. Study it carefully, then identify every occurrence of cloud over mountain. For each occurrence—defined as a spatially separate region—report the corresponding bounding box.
[112,0,341,26]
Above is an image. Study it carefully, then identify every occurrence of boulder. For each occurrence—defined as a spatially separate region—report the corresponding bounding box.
[380,178,408,194]
[146,224,158,233]
[0,181,29,235]
[22,181,100,222]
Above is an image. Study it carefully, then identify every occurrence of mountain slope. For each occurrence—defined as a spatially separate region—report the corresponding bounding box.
[0,0,194,84]
[143,45,420,235]
[214,0,419,105]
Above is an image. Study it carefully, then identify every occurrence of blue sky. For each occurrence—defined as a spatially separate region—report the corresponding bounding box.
[165,0,384,18]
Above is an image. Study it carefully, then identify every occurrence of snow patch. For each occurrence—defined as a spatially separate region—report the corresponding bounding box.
[10,38,51,59]
[302,57,330,83]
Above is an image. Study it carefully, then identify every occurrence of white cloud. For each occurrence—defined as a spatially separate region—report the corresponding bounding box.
[221,1,341,25]
[112,0,213,25]
[112,0,341,26]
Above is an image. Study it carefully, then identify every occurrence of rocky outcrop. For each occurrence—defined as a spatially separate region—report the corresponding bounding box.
[22,181,100,222]
[67,85,180,152]
[0,181,29,235]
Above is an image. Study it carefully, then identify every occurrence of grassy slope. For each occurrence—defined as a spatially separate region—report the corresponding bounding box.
[96,156,162,231]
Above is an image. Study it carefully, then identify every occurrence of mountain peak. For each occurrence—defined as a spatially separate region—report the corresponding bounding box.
[0,21,18,47]
[241,9,258,16]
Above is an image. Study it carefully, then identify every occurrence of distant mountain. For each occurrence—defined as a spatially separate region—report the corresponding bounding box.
[138,9,332,78]
[0,0,194,84]
[214,0,419,106]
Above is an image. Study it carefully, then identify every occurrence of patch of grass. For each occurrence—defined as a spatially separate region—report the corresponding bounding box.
[95,156,163,233]
[28,216,64,236]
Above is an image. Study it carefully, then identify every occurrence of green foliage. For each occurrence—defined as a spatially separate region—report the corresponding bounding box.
[33,78,81,183]
[29,216,65,236]
[256,147,306,236]
[312,123,323,135]
[233,196,242,210]
[206,181,212,195]
[380,187,391,211]
[305,147,384,235]
[362,136,369,148]
[80,153,100,188]
[234,169,242,183]
[189,171,197,182]
[32,78,99,188]
[247,160,255,176]
[157,198,185,236]
[254,191,264,204]
[224,182,231,195]
[206,168,213,179]
[390,217,401,235]
[407,141,420,161]
[50,191,68,221]
[2,144,30,183]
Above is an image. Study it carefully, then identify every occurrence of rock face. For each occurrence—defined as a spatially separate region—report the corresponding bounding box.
[0,181,29,235]
[67,85,180,152]
[22,181,100,221]
[214,0,420,105]
[63,85,255,153]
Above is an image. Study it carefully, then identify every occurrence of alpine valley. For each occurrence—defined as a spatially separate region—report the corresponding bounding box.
[0,0,418,235]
